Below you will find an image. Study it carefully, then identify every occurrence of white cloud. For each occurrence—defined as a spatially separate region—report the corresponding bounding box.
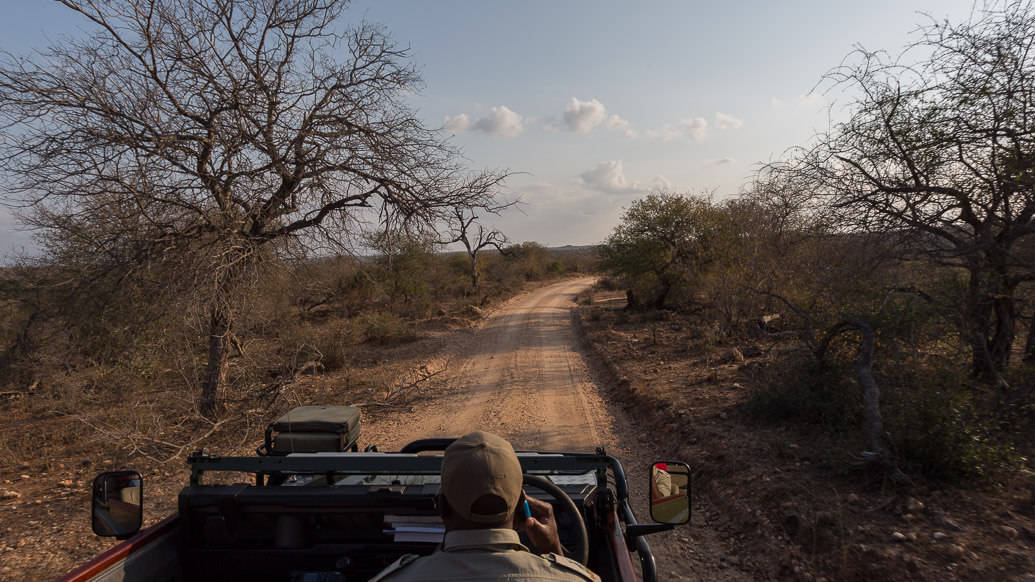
[604,114,637,138]
[474,106,524,136]
[444,106,524,137]
[564,97,607,133]
[650,175,673,191]
[501,180,627,246]
[648,117,709,142]
[560,97,636,137]
[443,113,471,132]
[714,112,743,130]
[680,117,709,140]
[579,160,642,194]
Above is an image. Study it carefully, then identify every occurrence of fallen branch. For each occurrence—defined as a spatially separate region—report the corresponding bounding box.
[382,365,442,401]
[353,363,444,408]
[74,414,227,465]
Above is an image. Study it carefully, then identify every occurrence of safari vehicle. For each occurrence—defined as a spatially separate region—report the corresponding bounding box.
[61,406,691,582]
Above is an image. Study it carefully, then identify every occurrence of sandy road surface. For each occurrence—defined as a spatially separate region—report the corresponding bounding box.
[366,278,753,580]
[386,277,609,449]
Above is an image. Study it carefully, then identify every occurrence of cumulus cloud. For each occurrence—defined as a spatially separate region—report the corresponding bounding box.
[444,106,524,137]
[564,97,607,133]
[680,118,709,140]
[474,106,523,136]
[714,112,743,130]
[580,160,641,194]
[443,113,471,132]
[650,175,674,191]
[561,97,636,137]
[648,117,709,142]
[604,114,637,137]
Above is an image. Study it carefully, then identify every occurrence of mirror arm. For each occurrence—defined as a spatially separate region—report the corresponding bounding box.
[625,523,674,547]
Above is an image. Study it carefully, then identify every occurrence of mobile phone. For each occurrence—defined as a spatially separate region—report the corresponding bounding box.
[522,500,532,519]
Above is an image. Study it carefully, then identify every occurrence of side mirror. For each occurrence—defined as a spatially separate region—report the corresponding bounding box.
[92,471,143,539]
[649,461,690,525]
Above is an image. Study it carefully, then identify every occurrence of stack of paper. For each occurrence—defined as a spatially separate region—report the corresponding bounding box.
[383,514,445,543]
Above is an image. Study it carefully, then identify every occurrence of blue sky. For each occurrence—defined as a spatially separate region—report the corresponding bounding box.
[0,0,976,257]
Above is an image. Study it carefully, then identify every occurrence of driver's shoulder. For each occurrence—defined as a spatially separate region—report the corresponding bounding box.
[368,553,421,582]
[542,552,601,582]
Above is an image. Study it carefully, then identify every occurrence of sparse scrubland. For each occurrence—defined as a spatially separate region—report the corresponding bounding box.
[2,0,1035,580]
[0,242,594,578]
[0,243,595,456]
[580,2,1035,579]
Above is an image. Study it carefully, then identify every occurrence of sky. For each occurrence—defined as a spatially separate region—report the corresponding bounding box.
[0,0,978,258]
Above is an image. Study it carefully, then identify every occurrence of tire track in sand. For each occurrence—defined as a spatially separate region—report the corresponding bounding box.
[397,277,607,450]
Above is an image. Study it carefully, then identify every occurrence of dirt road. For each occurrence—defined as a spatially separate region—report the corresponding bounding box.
[366,277,754,581]
[373,277,610,449]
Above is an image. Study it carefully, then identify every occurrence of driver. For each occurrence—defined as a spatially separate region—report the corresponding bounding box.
[370,431,600,581]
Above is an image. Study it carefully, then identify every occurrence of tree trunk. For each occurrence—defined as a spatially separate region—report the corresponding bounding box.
[849,319,909,485]
[987,279,1017,371]
[653,282,671,310]
[965,268,1000,382]
[200,308,231,417]
[469,252,480,291]
[1025,311,1035,362]
[625,289,641,311]
[965,266,1016,385]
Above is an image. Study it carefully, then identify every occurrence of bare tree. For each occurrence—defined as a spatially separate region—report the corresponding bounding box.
[442,207,510,292]
[762,1,1035,385]
[0,0,508,415]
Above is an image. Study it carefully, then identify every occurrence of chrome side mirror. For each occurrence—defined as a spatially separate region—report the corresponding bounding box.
[92,471,143,539]
[649,461,690,525]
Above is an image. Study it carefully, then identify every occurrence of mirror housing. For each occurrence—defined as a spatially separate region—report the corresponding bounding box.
[649,461,690,525]
[92,471,143,539]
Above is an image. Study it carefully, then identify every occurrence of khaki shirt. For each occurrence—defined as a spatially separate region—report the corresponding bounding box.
[369,528,600,582]
[652,466,672,497]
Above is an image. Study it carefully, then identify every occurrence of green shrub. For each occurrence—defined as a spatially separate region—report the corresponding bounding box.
[746,356,862,433]
[883,365,1019,482]
[748,353,1020,483]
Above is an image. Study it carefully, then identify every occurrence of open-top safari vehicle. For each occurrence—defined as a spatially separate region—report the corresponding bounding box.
[62,406,691,582]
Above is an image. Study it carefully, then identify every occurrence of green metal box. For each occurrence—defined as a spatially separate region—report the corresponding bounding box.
[263,405,361,455]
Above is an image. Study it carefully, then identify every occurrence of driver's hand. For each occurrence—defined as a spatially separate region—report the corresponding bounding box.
[513,492,564,555]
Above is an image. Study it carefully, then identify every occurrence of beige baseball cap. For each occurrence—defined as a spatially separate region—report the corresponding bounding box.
[440,431,523,524]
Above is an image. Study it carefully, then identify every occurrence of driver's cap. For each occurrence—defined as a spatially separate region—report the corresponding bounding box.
[441,431,522,524]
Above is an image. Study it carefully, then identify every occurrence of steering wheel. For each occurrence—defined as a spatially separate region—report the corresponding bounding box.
[522,474,590,566]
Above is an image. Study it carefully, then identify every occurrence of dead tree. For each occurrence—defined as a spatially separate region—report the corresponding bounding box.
[751,286,911,484]
[816,319,910,485]
[442,207,511,292]
[0,0,508,416]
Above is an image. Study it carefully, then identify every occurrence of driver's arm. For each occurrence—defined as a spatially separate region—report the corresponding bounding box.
[514,494,564,555]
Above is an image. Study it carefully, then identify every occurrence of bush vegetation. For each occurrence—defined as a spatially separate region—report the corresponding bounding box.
[0,243,597,417]
[600,1,1035,484]
[602,187,1033,482]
